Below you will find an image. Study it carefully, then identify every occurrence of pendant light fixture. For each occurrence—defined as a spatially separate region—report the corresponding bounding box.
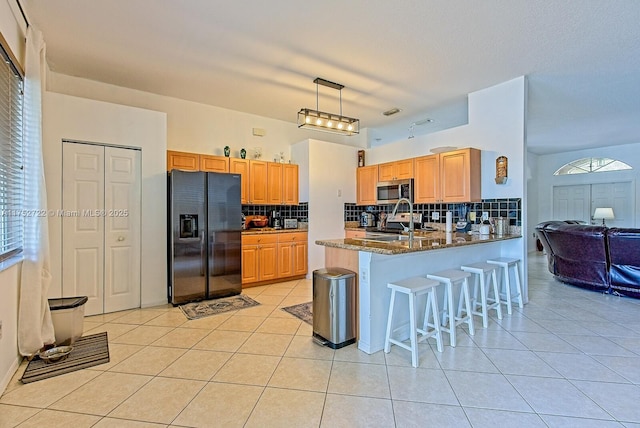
[297,77,360,136]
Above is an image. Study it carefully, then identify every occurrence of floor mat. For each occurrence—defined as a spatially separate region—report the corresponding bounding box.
[281,302,312,325]
[20,332,110,384]
[179,294,260,320]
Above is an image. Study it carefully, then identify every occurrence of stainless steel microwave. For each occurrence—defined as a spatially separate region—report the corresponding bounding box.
[376,179,413,204]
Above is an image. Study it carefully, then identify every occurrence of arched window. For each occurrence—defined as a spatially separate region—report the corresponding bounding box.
[554,157,632,175]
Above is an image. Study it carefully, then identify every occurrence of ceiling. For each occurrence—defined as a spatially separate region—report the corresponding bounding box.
[20,0,640,154]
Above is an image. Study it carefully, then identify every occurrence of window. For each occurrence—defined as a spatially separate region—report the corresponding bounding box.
[554,157,632,176]
[0,40,24,262]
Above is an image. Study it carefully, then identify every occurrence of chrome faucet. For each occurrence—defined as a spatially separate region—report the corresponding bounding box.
[391,197,414,241]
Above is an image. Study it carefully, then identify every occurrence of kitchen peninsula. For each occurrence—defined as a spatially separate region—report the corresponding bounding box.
[316,231,523,354]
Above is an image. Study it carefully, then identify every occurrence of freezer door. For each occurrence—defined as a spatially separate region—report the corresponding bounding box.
[207,172,242,298]
[169,170,207,304]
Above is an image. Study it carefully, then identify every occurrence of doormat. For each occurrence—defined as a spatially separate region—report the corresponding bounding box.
[282,302,313,325]
[179,295,260,320]
[20,332,110,384]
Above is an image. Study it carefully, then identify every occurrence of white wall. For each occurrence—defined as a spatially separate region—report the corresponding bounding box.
[47,72,368,159]
[43,92,168,308]
[533,142,640,227]
[364,77,526,201]
[0,0,27,395]
[292,139,358,274]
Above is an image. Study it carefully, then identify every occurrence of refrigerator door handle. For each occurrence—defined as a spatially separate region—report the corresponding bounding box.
[200,229,206,276]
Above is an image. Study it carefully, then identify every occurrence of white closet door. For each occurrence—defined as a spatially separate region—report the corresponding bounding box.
[592,182,633,227]
[62,142,142,315]
[104,147,141,313]
[552,184,591,222]
[62,143,105,315]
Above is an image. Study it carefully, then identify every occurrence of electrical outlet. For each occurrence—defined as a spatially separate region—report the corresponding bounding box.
[431,212,440,220]
[482,212,489,221]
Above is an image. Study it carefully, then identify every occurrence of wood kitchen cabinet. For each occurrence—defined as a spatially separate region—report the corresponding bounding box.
[356,165,378,205]
[249,160,269,204]
[200,154,229,172]
[241,234,278,284]
[267,162,283,204]
[414,148,481,203]
[230,158,250,204]
[243,231,307,287]
[282,163,299,205]
[167,150,199,171]
[267,162,299,205]
[345,230,366,238]
[277,232,308,277]
[168,150,299,206]
[378,159,414,181]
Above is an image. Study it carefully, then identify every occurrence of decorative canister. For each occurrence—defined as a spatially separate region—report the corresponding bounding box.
[495,217,509,236]
[224,146,230,157]
[240,148,246,159]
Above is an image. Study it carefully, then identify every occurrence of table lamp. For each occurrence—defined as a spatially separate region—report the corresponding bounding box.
[593,207,614,226]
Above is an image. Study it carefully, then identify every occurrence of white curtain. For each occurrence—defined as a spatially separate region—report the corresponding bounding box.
[18,26,55,356]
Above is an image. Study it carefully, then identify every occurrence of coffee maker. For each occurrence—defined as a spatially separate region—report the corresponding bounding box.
[270,210,282,229]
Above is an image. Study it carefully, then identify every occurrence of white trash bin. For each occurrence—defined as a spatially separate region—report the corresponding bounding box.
[48,296,88,346]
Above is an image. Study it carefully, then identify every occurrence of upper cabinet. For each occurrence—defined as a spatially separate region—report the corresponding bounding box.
[170,151,299,206]
[167,151,229,173]
[230,158,250,204]
[200,154,229,172]
[282,164,299,205]
[356,165,378,205]
[267,162,283,204]
[414,148,481,203]
[414,154,440,203]
[267,162,299,205]
[249,160,269,205]
[378,159,414,181]
[167,150,199,171]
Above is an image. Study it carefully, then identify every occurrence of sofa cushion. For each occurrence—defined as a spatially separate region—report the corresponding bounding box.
[607,228,640,298]
[543,223,609,291]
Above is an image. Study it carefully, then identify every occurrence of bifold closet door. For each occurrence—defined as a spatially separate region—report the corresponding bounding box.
[103,146,141,313]
[62,142,141,315]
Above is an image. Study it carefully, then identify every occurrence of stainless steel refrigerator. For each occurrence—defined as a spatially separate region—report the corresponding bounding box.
[168,170,242,305]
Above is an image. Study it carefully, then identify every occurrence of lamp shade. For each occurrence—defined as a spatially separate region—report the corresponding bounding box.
[593,207,615,220]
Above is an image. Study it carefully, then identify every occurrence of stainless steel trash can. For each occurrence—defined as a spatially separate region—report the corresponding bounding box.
[312,267,356,349]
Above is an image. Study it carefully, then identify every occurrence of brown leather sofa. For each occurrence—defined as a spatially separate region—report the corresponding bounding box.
[536,222,640,298]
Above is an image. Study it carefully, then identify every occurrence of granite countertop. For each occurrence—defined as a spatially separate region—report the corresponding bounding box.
[316,231,521,255]
[242,227,307,235]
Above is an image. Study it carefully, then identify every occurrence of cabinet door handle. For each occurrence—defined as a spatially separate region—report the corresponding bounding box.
[118,236,125,242]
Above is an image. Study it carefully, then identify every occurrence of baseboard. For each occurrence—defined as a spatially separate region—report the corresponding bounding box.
[0,355,22,396]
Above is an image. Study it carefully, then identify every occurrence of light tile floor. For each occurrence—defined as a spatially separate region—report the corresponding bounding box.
[3,253,640,427]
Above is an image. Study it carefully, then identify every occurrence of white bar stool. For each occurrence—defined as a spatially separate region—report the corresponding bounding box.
[384,276,443,367]
[460,262,503,328]
[487,257,524,314]
[426,269,475,347]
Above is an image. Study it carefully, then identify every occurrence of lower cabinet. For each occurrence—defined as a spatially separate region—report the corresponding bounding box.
[242,231,307,286]
[241,234,278,284]
[278,232,308,277]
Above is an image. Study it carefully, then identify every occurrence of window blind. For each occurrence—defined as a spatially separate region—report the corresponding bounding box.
[0,41,24,261]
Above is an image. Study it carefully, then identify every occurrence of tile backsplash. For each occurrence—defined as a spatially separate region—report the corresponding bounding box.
[345,198,522,226]
[243,202,308,221]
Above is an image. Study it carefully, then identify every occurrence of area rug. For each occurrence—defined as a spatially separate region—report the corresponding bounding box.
[20,332,110,384]
[282,302,313,325]
[179,294,260,320]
